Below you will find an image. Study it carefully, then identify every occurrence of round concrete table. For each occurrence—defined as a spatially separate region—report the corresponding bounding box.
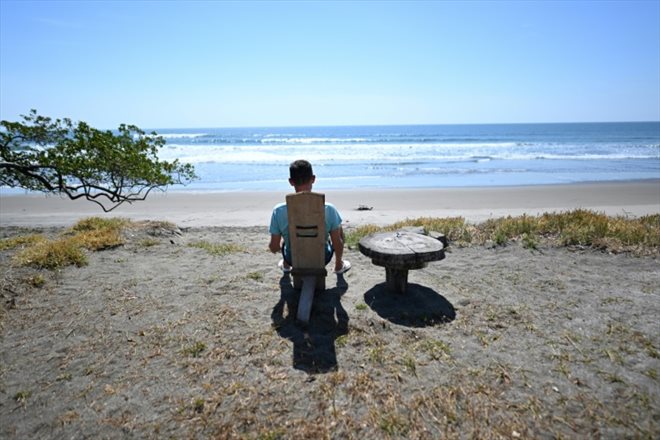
[359,231,445,294]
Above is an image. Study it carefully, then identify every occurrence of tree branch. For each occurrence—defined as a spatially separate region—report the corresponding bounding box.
[1,111,197,211]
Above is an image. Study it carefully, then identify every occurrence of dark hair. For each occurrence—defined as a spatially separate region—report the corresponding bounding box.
[289,160,314,185]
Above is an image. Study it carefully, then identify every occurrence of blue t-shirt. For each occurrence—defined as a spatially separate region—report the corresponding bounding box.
[269,202,342,251]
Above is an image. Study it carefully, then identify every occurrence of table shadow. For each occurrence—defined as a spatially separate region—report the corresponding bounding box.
[271,274,349,374]
[364,283,456,327]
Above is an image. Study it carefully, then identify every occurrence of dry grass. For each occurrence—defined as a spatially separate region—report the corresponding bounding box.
[70,216,130,233]
[1,222,657,439]
[188,241,246,256]
[71,229,124,251]
[345,209,660,255]
[68,216,127,250]
[2,217,187,270]
[0,234,47,251]
[13,238,87,269]
[6,217,132,269]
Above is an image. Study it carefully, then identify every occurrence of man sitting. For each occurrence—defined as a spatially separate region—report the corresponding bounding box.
[268,159,351,275]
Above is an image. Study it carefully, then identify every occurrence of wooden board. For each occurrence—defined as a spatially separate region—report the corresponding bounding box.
[286,191,327,270]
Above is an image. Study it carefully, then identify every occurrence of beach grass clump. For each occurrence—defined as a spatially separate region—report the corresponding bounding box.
[71,216,129,232]
[605,214,660,249]
[542,210,609,246]
[483,210,660,252]
[345,216,471,248]
[72,228,124,251]
[479,214,538,245]
[64,216,126,250]
[344,224,384,248]
[188,241,245,256]
[68,216,127,250]
[6,216,134,269]
[346,210,659,254]
[392,216,472,243]
[13,237,88,269]
[0,233,47,251]
[533,210,660,252]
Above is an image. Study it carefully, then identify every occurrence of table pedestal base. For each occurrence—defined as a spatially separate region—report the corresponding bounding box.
[386,267,409,294]
[359,231,446,295]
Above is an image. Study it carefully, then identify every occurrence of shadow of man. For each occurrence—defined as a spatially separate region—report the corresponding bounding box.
[272,274,349,374]
[364,282,456,327]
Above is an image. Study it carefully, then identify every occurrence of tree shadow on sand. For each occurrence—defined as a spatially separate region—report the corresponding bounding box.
[271,275,349,374]
[364,283,456,327]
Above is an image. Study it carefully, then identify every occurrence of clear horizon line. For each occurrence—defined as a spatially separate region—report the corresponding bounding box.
[143,120,660,131]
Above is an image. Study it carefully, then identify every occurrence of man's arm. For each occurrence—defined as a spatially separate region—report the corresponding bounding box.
[329,227,345,272]
[269,233,282,254]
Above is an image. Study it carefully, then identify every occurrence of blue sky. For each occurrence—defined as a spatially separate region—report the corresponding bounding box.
[1,0,659,128]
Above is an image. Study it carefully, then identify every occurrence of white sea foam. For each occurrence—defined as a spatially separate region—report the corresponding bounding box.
[148,123,660,190]
[157,141,659,165]
[159,133,208,139]
[259,137,371,144]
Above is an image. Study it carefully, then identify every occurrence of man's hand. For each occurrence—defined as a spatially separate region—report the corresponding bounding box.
[269,234,282,254]
[330,227,345,271]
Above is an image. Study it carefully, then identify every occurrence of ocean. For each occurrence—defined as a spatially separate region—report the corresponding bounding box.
[155,122,660,192]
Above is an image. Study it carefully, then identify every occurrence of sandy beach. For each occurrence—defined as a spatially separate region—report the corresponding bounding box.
[1,181,659,438]
[1,180,659,228]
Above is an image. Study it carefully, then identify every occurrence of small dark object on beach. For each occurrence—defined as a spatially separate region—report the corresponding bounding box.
[357,205,373,211]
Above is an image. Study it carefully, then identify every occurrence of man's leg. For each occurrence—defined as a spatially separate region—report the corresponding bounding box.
[325,242,334,265]
[281,245,292,269]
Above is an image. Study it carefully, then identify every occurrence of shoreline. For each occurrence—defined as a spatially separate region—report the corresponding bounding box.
[1,180,658,228]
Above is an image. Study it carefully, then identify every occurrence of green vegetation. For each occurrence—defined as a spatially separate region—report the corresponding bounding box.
[246,271,264,281]
[417,338,452,360]
[1,110,196,212]
[28,274,46,288]
[13,390,31,404]
[188,241,245,256]
[345,209,660,255]
[402,355,417,376]
[182,341,207,358]
[192,398,205,413]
